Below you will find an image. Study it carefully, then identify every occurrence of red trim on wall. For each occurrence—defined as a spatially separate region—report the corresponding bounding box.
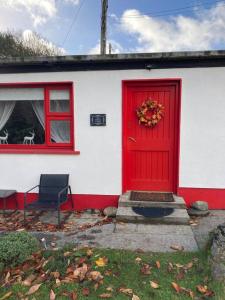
[178,187,225,209]
[0,193,119,211]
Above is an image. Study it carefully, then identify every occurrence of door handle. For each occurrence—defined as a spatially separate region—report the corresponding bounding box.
[128,136,136,142]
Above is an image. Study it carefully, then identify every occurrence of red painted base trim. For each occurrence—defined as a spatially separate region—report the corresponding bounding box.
[178,187,225,209]
[0,193,119,211]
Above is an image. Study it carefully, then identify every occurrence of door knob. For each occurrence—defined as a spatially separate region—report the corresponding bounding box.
[128,136,136,142]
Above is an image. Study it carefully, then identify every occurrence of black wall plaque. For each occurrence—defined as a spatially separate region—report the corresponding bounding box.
[90,114,106,126]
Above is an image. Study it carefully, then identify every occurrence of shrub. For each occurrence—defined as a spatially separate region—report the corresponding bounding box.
[0,231,39,268]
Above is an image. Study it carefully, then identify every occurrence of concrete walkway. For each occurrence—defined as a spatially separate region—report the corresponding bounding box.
[1,210,225,252]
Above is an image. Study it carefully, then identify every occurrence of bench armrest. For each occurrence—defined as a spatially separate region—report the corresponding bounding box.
[57,185,70,206]
[24,185,39,206]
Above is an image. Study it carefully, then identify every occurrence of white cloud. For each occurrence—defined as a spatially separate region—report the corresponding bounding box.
[89,40,124,54]
[0,0,79,28]
[120,2,225,52]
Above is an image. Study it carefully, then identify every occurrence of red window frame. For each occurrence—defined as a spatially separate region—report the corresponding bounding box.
[0,82,78,154]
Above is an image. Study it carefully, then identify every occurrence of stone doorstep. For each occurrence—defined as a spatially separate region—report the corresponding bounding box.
[119,193,186,209]
[116,206,190,225]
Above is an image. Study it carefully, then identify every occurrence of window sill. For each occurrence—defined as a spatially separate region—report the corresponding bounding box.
[0,149,80,155]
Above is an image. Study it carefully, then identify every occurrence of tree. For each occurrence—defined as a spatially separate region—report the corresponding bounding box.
[0,31,64,58]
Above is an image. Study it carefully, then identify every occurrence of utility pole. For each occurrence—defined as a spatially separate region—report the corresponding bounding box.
[100,0,108,55]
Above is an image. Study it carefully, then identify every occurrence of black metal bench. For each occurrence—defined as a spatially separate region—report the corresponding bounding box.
[24,174,73,227]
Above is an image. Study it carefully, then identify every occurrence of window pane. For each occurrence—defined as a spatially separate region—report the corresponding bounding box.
[50,120,70,143]
[0,88,44,101]
[0,100,45,144]
[50,90,70,113]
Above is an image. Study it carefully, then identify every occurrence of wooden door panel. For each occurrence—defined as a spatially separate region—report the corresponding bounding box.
[123,80,180,192]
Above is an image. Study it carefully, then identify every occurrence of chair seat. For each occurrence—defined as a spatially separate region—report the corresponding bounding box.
[25,199,59,210]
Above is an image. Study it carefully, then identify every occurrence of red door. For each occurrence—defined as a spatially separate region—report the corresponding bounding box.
[123,80,180,192]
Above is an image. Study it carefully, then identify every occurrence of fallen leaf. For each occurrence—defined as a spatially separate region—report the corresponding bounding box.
[118,287,133,296]
[86,249,93,257]
[171,282,181,293]
[55,278,61,287]
[95,257,108,267]
[176,270,185,280]
[167,262,174,272]
[175,263,184,268]
[150,281,159,289]
[0,292,12,300]
[185,262,193,270]
[196,285,208,294]
[135,257,142,263]
[50,289,56,300]
[106,287,113,292]
[51,272,60,279]
[5,272,10,284]
[22,274,37,286]
[155,261,160,269]
[88,271,103,282]
[170,245,184,251]
[73,264,88,281]
[82,287,90,296]
[132,295,140,300]
[26,284,42,295]
[99,293,112,298]
[140,264,151,275]
[71,291,78,300]
[64,251,71,257]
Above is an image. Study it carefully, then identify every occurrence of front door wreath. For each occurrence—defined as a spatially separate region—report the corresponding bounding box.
[136,99,164,128]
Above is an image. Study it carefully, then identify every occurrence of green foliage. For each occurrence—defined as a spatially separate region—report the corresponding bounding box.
[0,31,63,58]
[43,251,68,277]
[0,232,39,267]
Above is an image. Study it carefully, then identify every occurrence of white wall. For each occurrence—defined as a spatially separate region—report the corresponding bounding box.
[0,67,225,194]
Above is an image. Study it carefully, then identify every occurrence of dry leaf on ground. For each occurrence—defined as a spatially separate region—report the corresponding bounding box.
[119,287,133,296]
[26,283,42,295]
[140,264,151,275]
[0,292,13,300]
[155,261,160,269]
[99,293,112,298]
[135,257,142,263]
[171,282,181,293]
[49,289,56,300]
[95,257,108,267]
[150,281,159,289]
[82,287,90,296]
[132,294,140,300]
[170,245,184,251]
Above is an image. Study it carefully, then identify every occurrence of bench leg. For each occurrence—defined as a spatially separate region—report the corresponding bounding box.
[24,209,26,224]
[3,197,6,216]
[58,208,61,228]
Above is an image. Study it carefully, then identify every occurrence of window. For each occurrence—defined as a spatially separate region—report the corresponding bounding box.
[0,83,74,152]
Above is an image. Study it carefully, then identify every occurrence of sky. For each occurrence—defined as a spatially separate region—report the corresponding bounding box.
[0,0,225,55]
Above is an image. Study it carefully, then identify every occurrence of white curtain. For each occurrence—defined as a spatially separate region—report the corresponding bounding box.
[31,100,70,143]
[0,101,16,131]
[31,100,45,128]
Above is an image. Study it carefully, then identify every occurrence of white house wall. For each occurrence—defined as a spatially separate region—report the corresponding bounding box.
[0,67,225,194]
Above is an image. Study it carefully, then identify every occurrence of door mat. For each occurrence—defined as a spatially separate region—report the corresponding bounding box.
[132,207,174,218]
[130,191,174,202]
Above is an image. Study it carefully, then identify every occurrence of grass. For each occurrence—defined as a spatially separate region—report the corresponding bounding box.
[0,247,224,300]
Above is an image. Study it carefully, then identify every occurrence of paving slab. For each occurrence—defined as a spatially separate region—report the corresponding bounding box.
[117,206,190,225]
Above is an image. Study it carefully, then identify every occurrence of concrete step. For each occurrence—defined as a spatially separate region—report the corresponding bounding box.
[116,206,190,225]
[119,192,186,209]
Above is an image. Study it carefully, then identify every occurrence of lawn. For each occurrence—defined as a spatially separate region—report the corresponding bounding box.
[0,246,224,300]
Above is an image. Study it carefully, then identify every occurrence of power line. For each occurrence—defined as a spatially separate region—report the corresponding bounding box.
[61,0,86,47]
[111,0,224,19]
